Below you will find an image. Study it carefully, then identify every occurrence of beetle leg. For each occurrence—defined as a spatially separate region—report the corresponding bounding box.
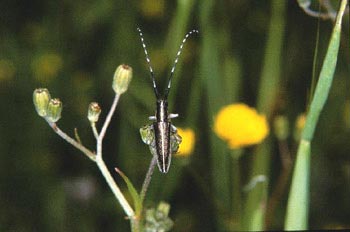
[169,113,178,119]
[148,115,156,120]
[140,124,155,145]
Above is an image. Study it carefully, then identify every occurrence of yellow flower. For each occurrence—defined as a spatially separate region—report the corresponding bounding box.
[176,127,195,157]
[213,103,269,149]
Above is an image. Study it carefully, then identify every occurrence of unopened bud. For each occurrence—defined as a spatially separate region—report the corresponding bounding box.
[157,201,171,217]
[294,113,306,141]
[46,98,62,123]
[112,64,132,94]
[145,201,173,231]
[33,88,51,117]
[273,115,289,141]
[88,102,101,123]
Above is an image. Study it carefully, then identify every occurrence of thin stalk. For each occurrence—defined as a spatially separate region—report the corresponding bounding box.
[97,94,121,156]
[95,154,135,218]
[93,93,135,219]
[140,156,157,202]
[230,149,243,231]
[47,121,96,161]
[48,92,136,222]
[91,122,99,140]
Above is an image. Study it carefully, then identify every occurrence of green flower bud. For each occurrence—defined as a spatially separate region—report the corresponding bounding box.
[145,201,173,232]
[46,98,62,123]
[112,64,132,94]
[88,102,101,123]
[33,88,51,117]
[157,201,171,217]
[273,115,289,141]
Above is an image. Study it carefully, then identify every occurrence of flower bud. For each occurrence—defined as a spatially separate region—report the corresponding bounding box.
[112,64,132,94]
[33,88,51,117]
[87,102,101,123]
[145,201,173,231]
[46,98,62,123]
[294,113,306,141]
[273,115,289,141]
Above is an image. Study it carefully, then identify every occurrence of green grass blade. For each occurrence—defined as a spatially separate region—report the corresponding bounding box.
[243,0,286,230]
[302,1,346,141]
[284,140,310,229]
[199,1,229,230]
[285,0,348,229]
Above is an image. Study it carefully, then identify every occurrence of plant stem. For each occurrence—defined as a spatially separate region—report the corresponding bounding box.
[231,149,243,230]
[91,122,99,140]
[48,92,136,223]
[47,121,96,161]
[95,154,135,218]
[93,93,135,219]
[97,94,121,157]
[243,1,286,230]
[140,156,157,202]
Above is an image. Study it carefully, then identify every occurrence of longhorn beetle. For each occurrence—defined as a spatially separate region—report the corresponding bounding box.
[138,28,198,173]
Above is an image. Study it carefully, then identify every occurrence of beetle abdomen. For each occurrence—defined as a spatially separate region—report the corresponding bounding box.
[153,121,171,173]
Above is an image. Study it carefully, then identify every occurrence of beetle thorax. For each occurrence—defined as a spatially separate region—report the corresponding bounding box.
[156,99,168,122]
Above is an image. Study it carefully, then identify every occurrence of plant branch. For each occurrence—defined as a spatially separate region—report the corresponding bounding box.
[47,121,96,161]
[95,155,135,218]
[96,94,120,158]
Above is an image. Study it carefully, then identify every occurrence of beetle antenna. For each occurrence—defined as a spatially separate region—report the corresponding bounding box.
[164,29,199,98]
[137,27,160,98]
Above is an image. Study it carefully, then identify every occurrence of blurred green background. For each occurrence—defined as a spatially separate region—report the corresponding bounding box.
[0,0,349,231]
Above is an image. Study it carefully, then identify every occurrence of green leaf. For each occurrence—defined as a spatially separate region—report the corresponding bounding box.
[115,168,142,215]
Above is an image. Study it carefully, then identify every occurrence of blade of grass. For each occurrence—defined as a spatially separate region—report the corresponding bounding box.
[284,0,348,229]
[243,0,286,230]
[199,1,229,230]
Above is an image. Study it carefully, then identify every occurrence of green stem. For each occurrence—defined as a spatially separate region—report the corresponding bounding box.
[95,155,135,218]
[48,92,136,226]
[91,122,99,140]
[243,0,286,230]
[97,94,120,156]
[48,121,96,161]
[231,149,243,230]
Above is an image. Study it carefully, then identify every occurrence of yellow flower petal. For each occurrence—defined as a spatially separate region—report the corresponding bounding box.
[176,127,195,157]
[214,103,269,149]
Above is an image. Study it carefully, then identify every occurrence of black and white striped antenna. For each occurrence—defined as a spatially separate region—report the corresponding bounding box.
[164,29,198,98]
[137,27,160,98]
[137,27,198,99]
